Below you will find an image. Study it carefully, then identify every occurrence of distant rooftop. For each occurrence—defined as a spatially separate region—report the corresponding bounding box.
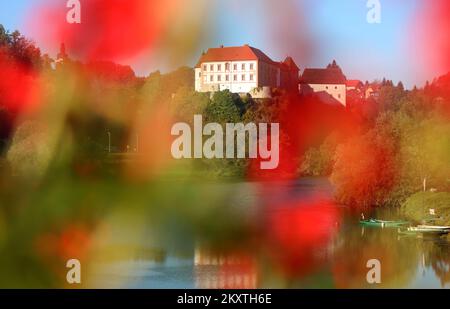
[346,79,363,87]
[195,45,276,68]
[301,68,346,84]
[301,60,347,85]
[279,56,300,71]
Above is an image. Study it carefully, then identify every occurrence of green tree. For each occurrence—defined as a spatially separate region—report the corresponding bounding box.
[140,71,163,104]
[378,84,406,112]
[0,106,12,153]
[170,86,209,122]
[400,116,450,192]
[243,98,279,124]
[330,87,450,208]
[6,121,51,179]
[0,26,42,70]
[300,133,340,176]
[205,90,243,123]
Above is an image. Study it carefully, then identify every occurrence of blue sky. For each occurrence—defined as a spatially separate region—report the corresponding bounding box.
[0,0,432,88]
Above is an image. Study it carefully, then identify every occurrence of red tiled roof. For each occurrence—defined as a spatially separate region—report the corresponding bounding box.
[278,56,300,72]
[195,45,276,68]
[301,68,346,84]
[346,79,362,87]
[283,56,299,71]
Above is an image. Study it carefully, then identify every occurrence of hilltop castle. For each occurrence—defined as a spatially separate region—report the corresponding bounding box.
[194,45,377,107]
[194,45,299,97]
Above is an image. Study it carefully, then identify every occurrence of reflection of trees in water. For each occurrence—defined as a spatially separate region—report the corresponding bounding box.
[332,224,419,288]
[421,240,450,287]
[90,245,167,263]
[194,195,342,289]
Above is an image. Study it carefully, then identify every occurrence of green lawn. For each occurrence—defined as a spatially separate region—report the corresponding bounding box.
[401,191,450,226]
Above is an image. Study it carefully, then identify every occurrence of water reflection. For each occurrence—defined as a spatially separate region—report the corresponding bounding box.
[86,178,450,289]
[332,222,418,288]
[421,240,450,287]
[261,197,341,280]
[194,247,258,289]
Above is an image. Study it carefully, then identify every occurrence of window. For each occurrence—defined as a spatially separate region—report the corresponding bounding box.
[210,75,213,82]
[225,63,230,71]
[218,64,221,71]
[218,75,221,81]
[242,63,245,70]
[250,74,254,81]
[250,63,254,70]
[210,64,214,71]
[335,86,338,89]
[233,75,237,81]
[233,64,237,70]
[198,72,201,78]
[326,86,329,89]
[338,94,341,99]
[225,75,229,81]
[203,65,207,71]
[242,74,245,81]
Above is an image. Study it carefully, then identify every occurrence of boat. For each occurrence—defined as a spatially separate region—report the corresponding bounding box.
[416,225,450,230]
[398,225,450,237]
[407,227,447,233]
[359,219,410,228]
[397,229,446,237]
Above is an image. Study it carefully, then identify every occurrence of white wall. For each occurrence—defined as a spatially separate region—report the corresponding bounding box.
[304,83,346,106]
[194,68,202,92]
[195,60,259,93]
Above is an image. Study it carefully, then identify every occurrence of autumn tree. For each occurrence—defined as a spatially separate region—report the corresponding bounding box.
[331,129,399,208]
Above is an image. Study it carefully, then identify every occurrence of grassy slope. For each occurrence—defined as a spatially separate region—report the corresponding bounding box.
[401,192,450,225]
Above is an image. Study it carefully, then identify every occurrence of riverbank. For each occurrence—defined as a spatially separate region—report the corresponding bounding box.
[401,192,450,227]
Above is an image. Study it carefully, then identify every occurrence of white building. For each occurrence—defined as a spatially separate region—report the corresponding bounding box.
[299,61,347,106]
[194,45,299,95]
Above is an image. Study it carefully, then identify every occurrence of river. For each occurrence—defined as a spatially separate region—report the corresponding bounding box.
[87,178,450,288]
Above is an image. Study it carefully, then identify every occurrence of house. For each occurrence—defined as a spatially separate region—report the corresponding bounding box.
[346,80,365,100]
[194,45,299,97]
[365,83,381,99]
[299,60,347,106]
[346,80,363,92]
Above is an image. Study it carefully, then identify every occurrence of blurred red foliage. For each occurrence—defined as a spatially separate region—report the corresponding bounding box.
[415,0,450,75]
[84,61,136,83]
[32,0,179,62]
[35,224,92,261]
[0,51,42,115]
[263,197,340,277]
[247,95,361,181]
